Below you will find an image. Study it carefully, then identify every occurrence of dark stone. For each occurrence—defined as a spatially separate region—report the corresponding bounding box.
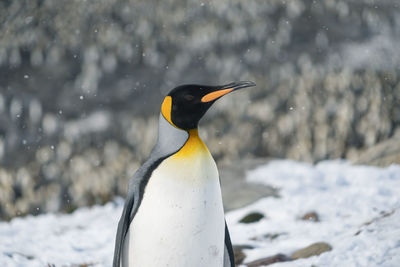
[3,251,35,260]
[246,254,292,267]
[264,232,287,240]
[291,242,332,260]
[233,244,255,250]
[233,247,247,265]
[239,212,265,224]
[301,211,320,222]
[250,232,287,241]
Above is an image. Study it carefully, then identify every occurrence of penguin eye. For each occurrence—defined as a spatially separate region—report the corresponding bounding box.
[184,94,194,101]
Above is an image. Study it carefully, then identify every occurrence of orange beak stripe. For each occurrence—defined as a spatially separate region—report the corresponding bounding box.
[201,88,234,102]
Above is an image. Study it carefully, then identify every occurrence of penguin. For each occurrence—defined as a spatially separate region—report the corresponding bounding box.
[113,81,256,267]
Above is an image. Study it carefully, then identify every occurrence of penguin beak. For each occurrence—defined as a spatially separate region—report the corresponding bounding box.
[201,81,256,103]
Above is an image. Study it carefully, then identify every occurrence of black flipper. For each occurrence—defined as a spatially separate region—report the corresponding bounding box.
[224,220,235,267]
[113,189,134,267]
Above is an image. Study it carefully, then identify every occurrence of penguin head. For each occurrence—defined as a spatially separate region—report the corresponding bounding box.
[161,81,256,130]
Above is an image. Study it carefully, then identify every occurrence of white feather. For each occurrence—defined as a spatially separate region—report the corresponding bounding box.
[123,148,225,267]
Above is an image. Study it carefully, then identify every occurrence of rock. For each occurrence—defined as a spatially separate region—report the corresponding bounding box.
[352,136,400,167]
[233,245,255,265]
[233,247,247,265]
[263,232,287,240]
[301,211,320,222]
[219,158,278,212]
[291,242,332,260]
[251,232,287,241]
[246,254,292,267]
[234,244,255,250]
[239,212,265,224]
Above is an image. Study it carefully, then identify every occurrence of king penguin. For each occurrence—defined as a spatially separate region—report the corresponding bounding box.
[113,81,256,267]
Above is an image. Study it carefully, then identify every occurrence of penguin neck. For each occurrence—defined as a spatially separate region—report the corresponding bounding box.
[151,114,190,159]
[156,114,209,160]
[173,128,209,159]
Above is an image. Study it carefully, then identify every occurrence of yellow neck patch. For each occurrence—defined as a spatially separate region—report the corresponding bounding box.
[172,129,209,159]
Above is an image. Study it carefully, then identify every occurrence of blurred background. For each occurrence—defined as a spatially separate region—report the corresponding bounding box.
[0,0,399,221]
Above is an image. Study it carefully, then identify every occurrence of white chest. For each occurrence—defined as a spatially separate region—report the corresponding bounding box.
[123,147,225,267]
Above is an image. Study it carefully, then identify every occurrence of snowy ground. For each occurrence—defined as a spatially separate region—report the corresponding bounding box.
[230,160,400,266]
[1,160,399,266]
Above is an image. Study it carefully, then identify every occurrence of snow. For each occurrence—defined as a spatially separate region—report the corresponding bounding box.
[0,202,122,266]
[229,160,400,266]
[1,160,399,266]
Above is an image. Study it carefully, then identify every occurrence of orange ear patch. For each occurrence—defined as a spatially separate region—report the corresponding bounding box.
[201,88,234,102]
[161,96,174,125]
